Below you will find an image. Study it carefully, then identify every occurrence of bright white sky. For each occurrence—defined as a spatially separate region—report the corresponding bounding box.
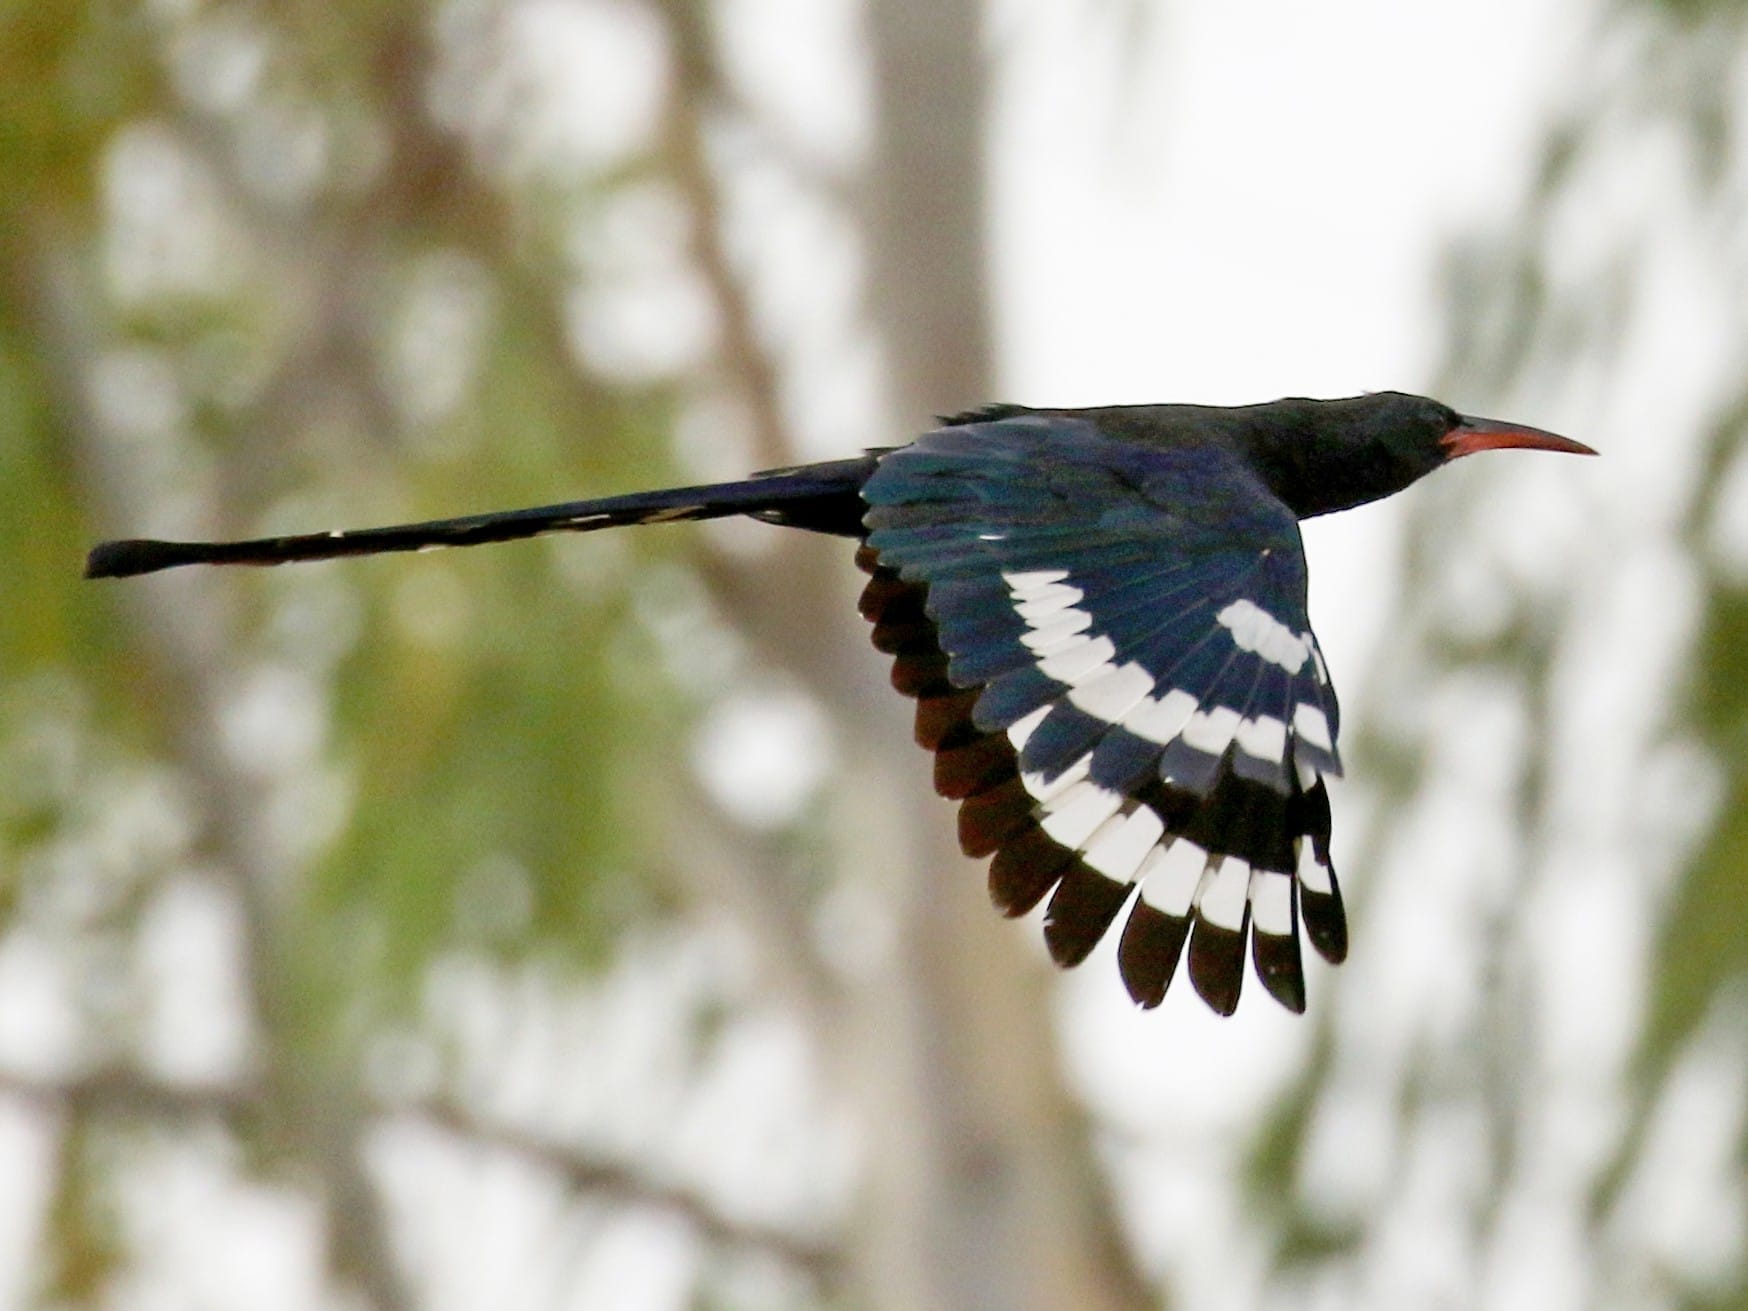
[992,2,1580,405]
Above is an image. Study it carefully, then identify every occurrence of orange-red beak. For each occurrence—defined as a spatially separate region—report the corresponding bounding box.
[1442,414,1598,460]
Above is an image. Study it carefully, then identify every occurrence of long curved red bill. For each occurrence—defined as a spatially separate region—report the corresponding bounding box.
[1442,415,1598,460]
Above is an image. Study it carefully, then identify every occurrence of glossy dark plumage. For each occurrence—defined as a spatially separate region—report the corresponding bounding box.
[85,391,1594,1015]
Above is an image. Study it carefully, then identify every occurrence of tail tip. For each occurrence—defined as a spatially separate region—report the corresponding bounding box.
[84,539,188,579]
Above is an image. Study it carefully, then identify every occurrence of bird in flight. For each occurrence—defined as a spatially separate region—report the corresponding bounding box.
[87,392,1594,1016]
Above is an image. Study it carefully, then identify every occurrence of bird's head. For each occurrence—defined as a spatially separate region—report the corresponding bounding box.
[1266,391,1596,518]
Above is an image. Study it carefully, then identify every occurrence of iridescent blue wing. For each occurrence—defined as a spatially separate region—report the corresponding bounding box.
[860,415,1346,1015]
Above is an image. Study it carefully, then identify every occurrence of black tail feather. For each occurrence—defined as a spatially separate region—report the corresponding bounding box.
[85,457,878,579]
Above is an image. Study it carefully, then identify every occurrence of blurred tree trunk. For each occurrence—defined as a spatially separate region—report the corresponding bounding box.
[834,5,1156,1310]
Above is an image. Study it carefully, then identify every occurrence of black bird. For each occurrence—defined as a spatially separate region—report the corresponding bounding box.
[86,392,1594,1016]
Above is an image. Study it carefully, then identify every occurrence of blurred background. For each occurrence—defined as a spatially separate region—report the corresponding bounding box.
[3,0,1745,1307]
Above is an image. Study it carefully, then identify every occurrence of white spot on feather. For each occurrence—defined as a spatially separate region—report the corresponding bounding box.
[1021,753,1090,805]
[1235,714,1287,764]
[1122,688,1200,744]
[1039,781,1126,848]
[1015,586,1084,620]
[1249,868,1294,936]
[1138,840,1204,917]
[1082,807,1166,882]
[1020,610,1094,652]
[1037,634,1117,683]
[1182,705,1242,754]
[1216,598,1311,673]
[1194,856,1251,931]
[1293,702,1333,751]
[1007,705,1049,752]
[1069,662,1156,722]
[1002,568,1068,594]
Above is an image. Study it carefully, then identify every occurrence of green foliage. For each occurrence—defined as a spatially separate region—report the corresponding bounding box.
[1657,491,1748,1069]
[0,318,83,671]
[311,536,678,996]
[0,0,711,1226]
[0,0,156,213]
[298,309,688,998]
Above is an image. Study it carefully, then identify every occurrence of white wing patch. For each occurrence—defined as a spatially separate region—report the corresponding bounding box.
[1234,714,1288,765]
[1248,868,1295,936]
[1292,702,1333,752]
[1121,688,1201,745]
[1216,598,1312,673]
[1082,807,1165,882]
[1038,779,1126,848]
[1193,857,1250,931]
[1036,634,1118,683]
[1137,841,1205,916]
[1068,662,1156,721]
[1007,704,1050,752]
[994,565,1335,988]
[1001,570,1326,777]
[1003,568,1069,593]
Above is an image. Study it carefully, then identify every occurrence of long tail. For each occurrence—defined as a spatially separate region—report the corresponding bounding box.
[84,456,880,579]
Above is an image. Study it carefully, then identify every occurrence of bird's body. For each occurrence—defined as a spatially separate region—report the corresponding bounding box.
[86,392,1594,1016]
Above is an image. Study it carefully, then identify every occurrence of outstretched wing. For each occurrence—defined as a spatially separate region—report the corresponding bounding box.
[859,415,1347,1015]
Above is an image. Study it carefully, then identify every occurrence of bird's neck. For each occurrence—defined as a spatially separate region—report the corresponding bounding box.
[1234,420,1429,520]
[1018,401,1441,522]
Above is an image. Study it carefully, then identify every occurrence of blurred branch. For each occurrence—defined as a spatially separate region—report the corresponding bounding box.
[0,1066,262,1124]
[411,1100,844,1284]
[0,1065,843,1285]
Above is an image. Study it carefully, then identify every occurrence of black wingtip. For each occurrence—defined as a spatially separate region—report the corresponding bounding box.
[1252,930,1307,1014]
[1117,902,1191,1009]
[1041,866,1131,968]
[1186,914,1248,1017]
[988,825,1076,917]
[1301,886,1348,965]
